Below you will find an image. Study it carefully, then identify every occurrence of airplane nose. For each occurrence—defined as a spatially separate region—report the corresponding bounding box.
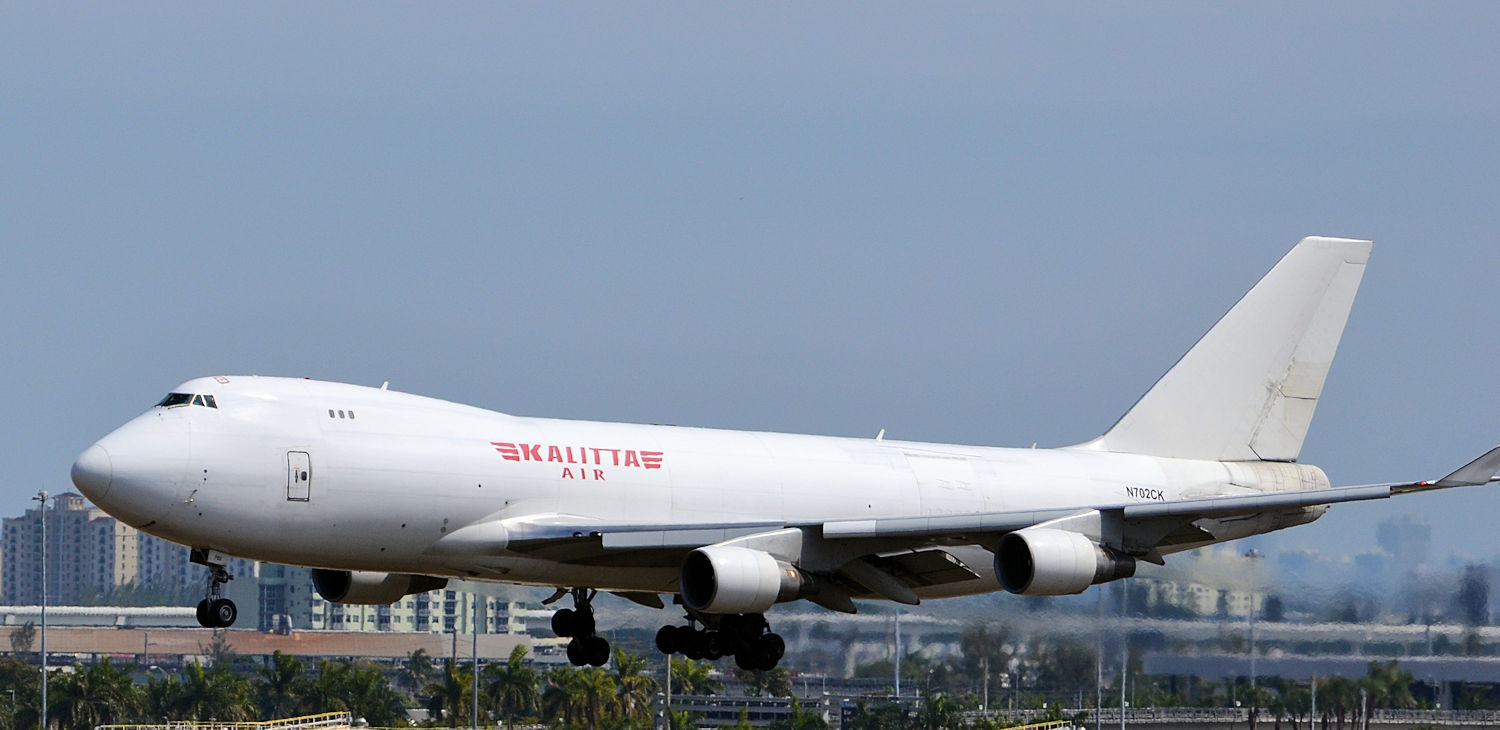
[72,444,113,500]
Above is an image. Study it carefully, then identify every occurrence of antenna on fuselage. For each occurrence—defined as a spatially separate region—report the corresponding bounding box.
[380,381,389,390]
[875,429,885,441]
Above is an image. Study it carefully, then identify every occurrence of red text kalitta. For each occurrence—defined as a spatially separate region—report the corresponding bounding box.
[491,442,664,480]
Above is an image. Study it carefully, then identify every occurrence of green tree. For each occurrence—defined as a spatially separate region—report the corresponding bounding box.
[611,648,657,723]
[48,659,142,730]
[733,667,792,698]
[576,667,618,727]
[1320,676,1359,730]
[341,661,408,727]
[255,651,311,718]
[177,660,255,722]
[1362,660,1416,710]
[422,659,472,728]
[404,648,435,693]
[8,622,36,655]
[485,646,539,729]
[542,665,588,727]
[144,672,186,723]
[842,701,907,730]
[915,691,960,730]
[1033,637,1096,695]
[767,698,831,730]
[670,658,722,696]
[720,705,754,730]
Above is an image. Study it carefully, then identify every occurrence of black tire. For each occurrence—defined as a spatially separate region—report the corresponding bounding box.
[682,631,706,660]
[754,633,784,671]
[195,599,211,628]
[573,608,596,637]
[586,635,611,667]
[209,598,237,628]
[566,638,586,666]
[655,625,679,655]
[552,608,576,637]
[734,651,758,671]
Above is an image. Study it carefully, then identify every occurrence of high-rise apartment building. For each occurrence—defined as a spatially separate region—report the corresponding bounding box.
[2,493,138,604]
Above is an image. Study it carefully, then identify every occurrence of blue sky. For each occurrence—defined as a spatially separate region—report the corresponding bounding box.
[2,3,1497,567]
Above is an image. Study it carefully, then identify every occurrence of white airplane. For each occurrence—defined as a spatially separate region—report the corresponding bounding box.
[71,237,1499,670]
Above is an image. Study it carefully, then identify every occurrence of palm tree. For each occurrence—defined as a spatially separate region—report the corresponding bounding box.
[541,666,588,727]
[914,691,960,730]
[0,658,40,730]
[143,672,185,723]
[255,651,311,719]
[1363,661,1416,710]
[733,667,791,698]
[49,660,142,730]
[338,661,408,727]
[485,646,539,729]
[575,667,617,727]
[422,659,471,728]
[669,658,722,696]
[611,648,657,723]
[768,698,831,730]
[1320,676,1359,730]
[405,648,435,694]
[177,660,255,722]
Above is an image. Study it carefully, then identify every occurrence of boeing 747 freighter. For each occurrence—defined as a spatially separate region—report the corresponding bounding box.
[70,237,1500,670]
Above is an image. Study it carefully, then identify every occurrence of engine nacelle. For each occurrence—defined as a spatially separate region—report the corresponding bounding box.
[312,569,449,605]
[995,528,1136,596]
[679,546,806,614]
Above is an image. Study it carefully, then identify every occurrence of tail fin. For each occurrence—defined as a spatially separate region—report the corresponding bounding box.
[1082,236,1371,462]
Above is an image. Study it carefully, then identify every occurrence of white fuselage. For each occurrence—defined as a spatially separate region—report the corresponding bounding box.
[75,375,1327,598]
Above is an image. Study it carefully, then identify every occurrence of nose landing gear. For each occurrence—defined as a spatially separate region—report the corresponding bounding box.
[550,588,610,667]
[191,549,236,628]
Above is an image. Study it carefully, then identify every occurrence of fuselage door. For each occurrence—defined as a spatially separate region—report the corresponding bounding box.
[287,451,312,501]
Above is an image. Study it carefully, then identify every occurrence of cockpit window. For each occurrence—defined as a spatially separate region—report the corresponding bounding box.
[156,392,219,409]
[157,393,193,408]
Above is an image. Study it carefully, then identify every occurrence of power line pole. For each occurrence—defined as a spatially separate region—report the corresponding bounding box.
[472,596,480,729]
[34,490,49,730]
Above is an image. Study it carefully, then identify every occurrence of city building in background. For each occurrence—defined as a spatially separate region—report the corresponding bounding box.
[2,492,556,641]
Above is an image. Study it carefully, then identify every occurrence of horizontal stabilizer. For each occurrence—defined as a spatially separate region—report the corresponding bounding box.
[1430,444,1500,488]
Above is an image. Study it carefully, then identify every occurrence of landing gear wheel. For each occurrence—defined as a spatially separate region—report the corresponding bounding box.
[557,588,606,665]
[753,633,785,671]
[194,556,236,628]
[682,630,707,660]
[209,598,237,628]
[566,636,611,667]
[655,625,680,655]
[552,608,577,637]
[585,635,611,666]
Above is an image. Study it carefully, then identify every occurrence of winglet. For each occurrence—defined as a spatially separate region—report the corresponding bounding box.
[1434,444,1500,487]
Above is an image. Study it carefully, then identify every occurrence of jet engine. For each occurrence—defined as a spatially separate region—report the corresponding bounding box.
[995,528,1136,595]
[312,569,449,605]
[679,546,807,614]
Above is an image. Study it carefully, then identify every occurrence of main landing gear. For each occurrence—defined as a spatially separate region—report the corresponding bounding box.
[655,613,785,671]
[552,588,611,667]
[195,562,237,628]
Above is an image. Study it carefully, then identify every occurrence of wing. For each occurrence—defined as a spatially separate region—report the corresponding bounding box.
[436,444,1500,608]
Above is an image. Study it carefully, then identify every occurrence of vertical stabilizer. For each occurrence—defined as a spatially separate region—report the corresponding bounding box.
[1081,237,1371,462]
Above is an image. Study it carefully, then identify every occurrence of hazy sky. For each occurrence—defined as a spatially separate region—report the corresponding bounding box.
[3,4,1497,568]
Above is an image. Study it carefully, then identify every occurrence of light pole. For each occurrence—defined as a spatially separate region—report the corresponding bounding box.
[33,490,48,730]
